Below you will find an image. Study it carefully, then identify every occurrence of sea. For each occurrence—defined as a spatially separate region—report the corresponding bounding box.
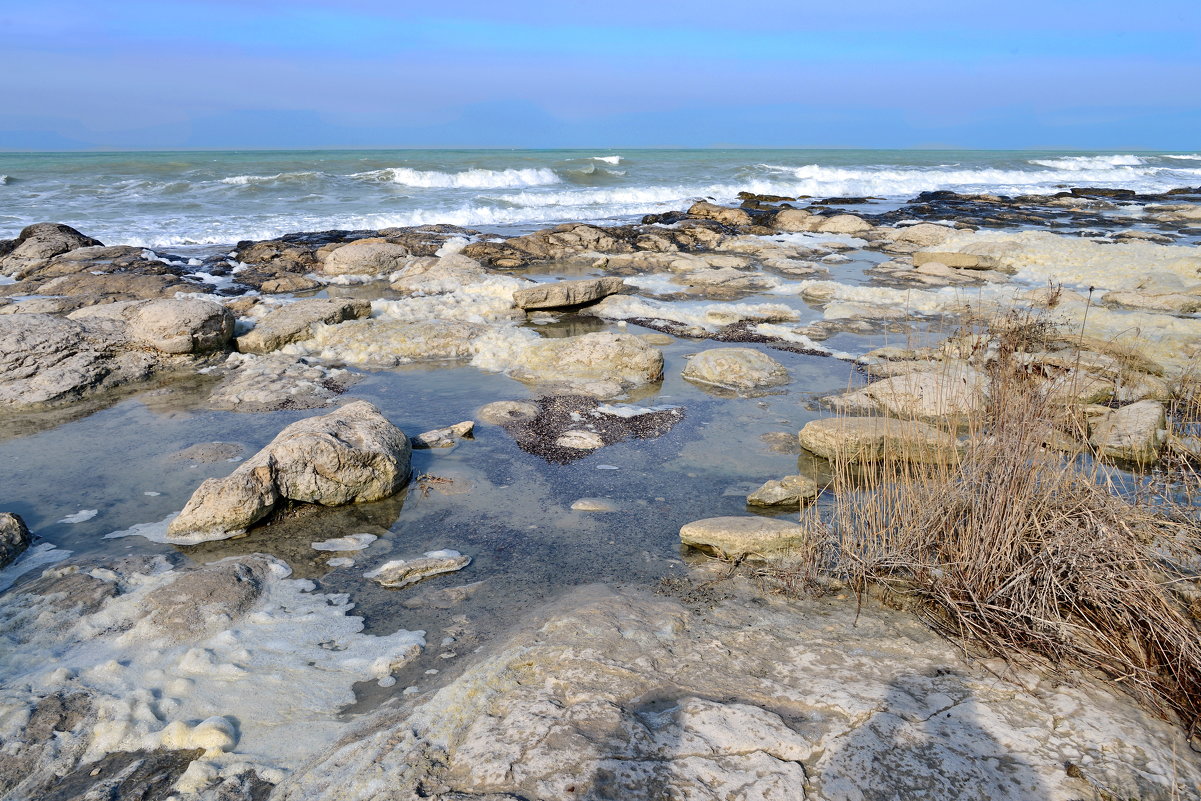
[2,149,1200,249]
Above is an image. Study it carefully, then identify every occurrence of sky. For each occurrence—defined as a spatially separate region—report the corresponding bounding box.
[2,0,1199,150]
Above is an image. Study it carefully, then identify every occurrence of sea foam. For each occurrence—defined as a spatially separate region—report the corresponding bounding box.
[354,167,561,188]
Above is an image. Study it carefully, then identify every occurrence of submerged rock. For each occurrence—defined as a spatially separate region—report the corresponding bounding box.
[679,515,807,559]
[413,421,475,449]
[144,555,275,640]
[799,416,961,464]
[206,352,356,412]
[0,512,32,568]
[168,401,411,543]
[682,347,791,393]
[497,395,684,464]
[365,550,471,588]
[476,400,540,425]
[746,474,820,507]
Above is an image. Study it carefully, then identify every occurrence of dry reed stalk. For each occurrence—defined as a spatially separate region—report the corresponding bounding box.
[779,310,1201,733]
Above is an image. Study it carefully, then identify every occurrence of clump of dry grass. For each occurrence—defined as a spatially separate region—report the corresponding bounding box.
[780,312,1201,733]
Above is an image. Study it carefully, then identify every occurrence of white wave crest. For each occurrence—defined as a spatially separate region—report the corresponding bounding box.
[1028,155,1144,169]
[220,171,321,185]
[1164,154,1201,161]
[0,175,8,185]
[590,156,623,164]
[353,167,561,188]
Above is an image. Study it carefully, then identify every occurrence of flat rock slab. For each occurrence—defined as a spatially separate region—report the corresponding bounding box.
[514,276,625,310]
[272,584,1201,801]
[679,515,807,559]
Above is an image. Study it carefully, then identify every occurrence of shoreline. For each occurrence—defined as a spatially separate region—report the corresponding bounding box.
[1,182,1201,799]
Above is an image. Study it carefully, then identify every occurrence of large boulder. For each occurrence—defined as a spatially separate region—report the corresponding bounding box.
[321,240,412,276]
[236,298,372,354]
[817,214,872,235]
[119,298,234,354]
[679,516,807,559]
[1088,400,1167,462]
[799,416,961,463]
[513,277,625,310]
[682,347,791,392]
[0,223,103,278]
[687,201,752,227]
[771,208,816,232]
[0,512,32,568]
[167,401,411,543]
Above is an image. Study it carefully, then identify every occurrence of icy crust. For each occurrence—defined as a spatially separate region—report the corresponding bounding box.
[583,294,800,331]
[0,555,425,793]
[371,276,526,324]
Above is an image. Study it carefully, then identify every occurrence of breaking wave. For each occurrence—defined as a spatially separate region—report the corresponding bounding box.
[353,167,561,188]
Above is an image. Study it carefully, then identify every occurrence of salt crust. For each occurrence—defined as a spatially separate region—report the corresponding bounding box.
[0,554,425,793]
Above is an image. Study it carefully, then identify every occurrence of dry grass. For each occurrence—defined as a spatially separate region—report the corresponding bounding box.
[776,311,1201,734]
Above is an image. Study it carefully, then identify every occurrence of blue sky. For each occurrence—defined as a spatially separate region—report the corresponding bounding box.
[2,0,1199,150]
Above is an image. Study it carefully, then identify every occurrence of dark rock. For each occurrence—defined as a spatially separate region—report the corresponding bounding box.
[0,512,32,567]
[499,394,684,464]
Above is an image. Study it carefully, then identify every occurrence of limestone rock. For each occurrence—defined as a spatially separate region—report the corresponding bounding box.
[167,401,411,543]
[463,224,634,267]
[414,421,475,449]
[272,584,1200,801]
[237,298,372,354]
[687,201,752,227]
[0,512,32,568]
[0,313,157,409]
[679,516,807,559]
[119,298,234,354]
[1088,400,1167,462]
[321,240,412,275]
[206,353,355,412]
[555,429,605,450]
[771,208,816,232]
[365,550,470,588]
[913,251,994,270]
[514,276,625,309]
[799,417,960,463]
[0,223,103,278]
[888,222,958,250]
[506,332,664,395]
[825,367,988,420]
[389,253,488,294]
[817,214,872,234]
[746,475,819,507]
[682,347,791,392]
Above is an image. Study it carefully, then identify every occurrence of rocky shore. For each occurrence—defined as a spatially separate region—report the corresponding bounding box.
[2,184,1201,800]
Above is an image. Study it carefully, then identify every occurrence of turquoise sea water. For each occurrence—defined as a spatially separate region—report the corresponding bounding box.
[2,149,1199,247]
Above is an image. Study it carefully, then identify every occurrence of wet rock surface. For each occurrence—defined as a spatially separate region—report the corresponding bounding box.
[0,512,31,568]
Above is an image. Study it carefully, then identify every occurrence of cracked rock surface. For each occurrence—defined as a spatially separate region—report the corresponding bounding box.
[274,583,1201,801]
